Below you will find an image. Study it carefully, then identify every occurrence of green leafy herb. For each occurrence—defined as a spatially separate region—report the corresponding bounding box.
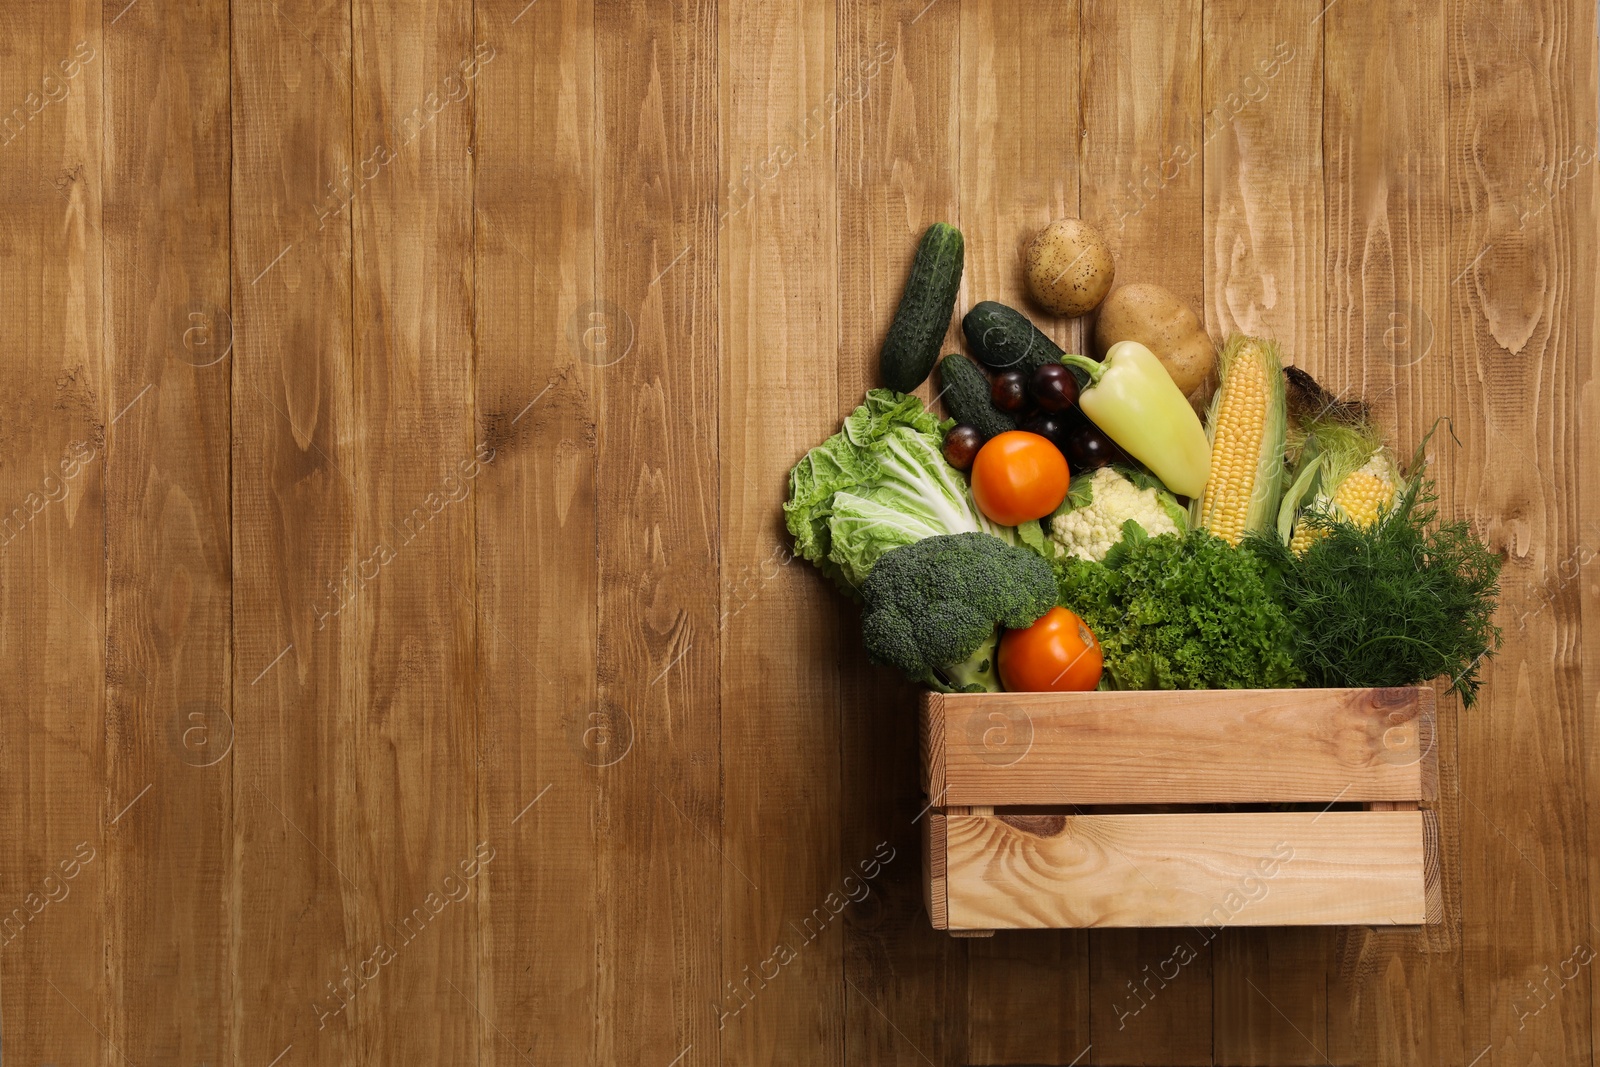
[1246,473,1502,706]
[1055,525,1303,690]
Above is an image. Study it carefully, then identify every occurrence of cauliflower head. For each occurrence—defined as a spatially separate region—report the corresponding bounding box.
[1049,466,1187,562]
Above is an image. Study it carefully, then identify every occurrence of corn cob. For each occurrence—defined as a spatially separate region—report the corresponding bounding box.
[1193,336,1287,545]
[1289,448,1399,554]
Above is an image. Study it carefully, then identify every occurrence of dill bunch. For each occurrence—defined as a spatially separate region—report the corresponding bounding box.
[1246,474,1503,706]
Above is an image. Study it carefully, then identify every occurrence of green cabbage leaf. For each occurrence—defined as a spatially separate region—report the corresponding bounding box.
[785,389,1020,595]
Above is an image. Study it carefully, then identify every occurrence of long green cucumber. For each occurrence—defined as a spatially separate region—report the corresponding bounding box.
[880,223,964,392]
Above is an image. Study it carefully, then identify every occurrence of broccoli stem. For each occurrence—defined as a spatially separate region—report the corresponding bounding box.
[935,628,1002,693]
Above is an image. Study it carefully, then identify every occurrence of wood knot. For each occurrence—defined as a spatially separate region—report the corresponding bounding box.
[998,813,1067,838]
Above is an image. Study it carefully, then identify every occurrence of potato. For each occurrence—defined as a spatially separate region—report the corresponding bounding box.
[1093,283,1217,398]
[1023,217,1114,317]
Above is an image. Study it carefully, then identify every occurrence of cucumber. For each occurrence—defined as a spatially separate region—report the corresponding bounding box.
[880,223,964,392]
[937,354,1016,440]
[962,301,1065,378]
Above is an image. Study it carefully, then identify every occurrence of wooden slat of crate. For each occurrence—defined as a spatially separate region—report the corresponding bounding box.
[927,810,1435,930]
[921,687,1435,806]
[922,811,948,930]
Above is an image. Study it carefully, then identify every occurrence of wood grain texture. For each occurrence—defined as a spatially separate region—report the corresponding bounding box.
[1578,6,1600,1067]
[1079,7,1213,1060]
[0,4,104,1064]
[230,0,357,1062]
[1422,810,1444,925]
[1081,0,1205,314]
[927,687,1434,805]
[1203,5,1335,1062]
[956,5,1090,1062]
[837,2,966,1065]
[0,6,1596,1065]
[472,0,596,1063]
[1321,3,1464,1065]
[957,0,1080,358]
[593,1,722,1063]
[1202,0,1325,355]
[1447,1,1596,1065]
[102,0,235,1061]
[1089,926,1213,1067]
[924,812,947,930]
[348,0,480,1058]
[1581,2,1600,1061]
[919,691,945,800]
[944,812,1428,929]
[717,0,845,1062]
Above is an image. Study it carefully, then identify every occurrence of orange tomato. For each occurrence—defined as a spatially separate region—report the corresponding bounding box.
[969,431,1070,526]
[999,607,1103,692]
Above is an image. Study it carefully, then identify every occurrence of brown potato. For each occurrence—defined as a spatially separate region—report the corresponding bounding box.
[1023,217,1114,317]
[1093,283,1217,399]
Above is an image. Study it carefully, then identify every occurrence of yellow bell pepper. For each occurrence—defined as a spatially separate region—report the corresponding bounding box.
[1059,342,1211,497]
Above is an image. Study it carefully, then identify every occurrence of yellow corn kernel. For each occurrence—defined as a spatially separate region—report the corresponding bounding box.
[1333,471,1391,524]
[1199,342,1270,545]
[1290,455,1396,554]
[1288,521,1318,555]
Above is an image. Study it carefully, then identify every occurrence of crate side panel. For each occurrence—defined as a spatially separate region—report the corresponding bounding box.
[938,687,1429,805]
[942,811,1427,929]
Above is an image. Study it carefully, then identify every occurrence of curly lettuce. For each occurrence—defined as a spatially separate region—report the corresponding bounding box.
[785,389,1023,595]
[1054,524,1302,690]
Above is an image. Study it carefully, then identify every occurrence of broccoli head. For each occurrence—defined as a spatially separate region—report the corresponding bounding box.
[860,532,1058,692]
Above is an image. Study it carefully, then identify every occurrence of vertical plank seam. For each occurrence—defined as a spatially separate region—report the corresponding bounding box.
[716,0,729,1062]
[226,0,240,1060]
[1441,5,1468,1053]
[469,2,482,1063]
[832,6,849,1064]
[1590,10,1600,1065]
[1590,12,1600,1066]
[832,0,845,1050]
[714,4,727,1064]
[345,0,360,1046]
[99,0,115,1056]
[588,1,602,1062]
[1567,8,1600,1067]
[721,0,731,1050]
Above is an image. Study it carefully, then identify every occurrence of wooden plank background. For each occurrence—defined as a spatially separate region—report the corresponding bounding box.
[0,1,1595,1064]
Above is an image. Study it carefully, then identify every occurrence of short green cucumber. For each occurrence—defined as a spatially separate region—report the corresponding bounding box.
[880,223,965,392]
[962,300,1065,378]
[936,354,1016,440]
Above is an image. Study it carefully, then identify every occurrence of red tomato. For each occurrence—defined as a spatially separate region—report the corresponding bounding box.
[999,607,1103,692]
[969,431,1070,526]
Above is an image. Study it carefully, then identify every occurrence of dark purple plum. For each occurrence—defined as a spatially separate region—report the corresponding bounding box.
[991,371,1029,413]
[943,425,983,470]
[1030,362,1079,412]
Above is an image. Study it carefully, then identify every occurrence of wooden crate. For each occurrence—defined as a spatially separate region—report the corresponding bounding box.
[920,687,1440,933]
